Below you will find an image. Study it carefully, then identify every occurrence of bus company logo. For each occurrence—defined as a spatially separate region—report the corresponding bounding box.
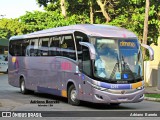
[61,62,72,71]
[121,90,126,94]
[120,41,135,47]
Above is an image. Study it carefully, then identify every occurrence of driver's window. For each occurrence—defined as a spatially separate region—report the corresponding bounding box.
[82,46,91,76]
[74,31,91,76]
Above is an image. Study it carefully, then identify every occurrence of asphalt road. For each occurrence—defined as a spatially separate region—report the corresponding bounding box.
[0,74,160,120]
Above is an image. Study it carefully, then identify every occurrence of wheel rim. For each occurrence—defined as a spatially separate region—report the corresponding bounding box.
[21,81,25,92]
[70,89,77,102]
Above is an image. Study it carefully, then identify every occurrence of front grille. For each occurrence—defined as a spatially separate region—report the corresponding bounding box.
[105,88,142,94]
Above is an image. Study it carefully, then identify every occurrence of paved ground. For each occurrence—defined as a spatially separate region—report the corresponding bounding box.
[145,86,160,94]
[0,73,160,120]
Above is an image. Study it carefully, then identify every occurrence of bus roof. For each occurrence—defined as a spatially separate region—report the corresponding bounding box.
[10,24,137,40]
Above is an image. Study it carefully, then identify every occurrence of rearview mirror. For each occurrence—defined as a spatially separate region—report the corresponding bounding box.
[141,44,154,61]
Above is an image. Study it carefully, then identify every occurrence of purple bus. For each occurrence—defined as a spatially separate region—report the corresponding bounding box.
[8,24,153,106]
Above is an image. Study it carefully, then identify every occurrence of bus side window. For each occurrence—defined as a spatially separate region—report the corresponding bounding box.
[39,37,49,56]
[74,31,89,61]
[82,46,91,76]
[49,36,61,56]
[9,40,22,56]
[29,39,39,56]
[9,41,15,56]
[60,34,76,60]
[21,40,29,56]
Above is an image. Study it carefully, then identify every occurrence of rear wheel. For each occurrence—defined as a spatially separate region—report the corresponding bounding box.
[68,84,80,106]
[20,78,28,94]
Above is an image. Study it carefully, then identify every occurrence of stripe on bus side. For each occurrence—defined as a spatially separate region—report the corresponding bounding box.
[37,86,67,97]
[99,81,143,90]
[131,81,143,89]
[61,90,67,97]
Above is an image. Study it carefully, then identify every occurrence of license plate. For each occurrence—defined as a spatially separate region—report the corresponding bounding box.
[117,98,127,102]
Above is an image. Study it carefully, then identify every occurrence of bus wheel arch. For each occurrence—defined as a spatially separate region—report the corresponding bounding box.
[67,82,80,106]
[19,76,28,94]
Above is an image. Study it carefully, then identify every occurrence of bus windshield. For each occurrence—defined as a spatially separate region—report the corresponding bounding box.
[92,38,143,82]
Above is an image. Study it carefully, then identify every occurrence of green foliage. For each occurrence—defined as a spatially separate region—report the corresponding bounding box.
[0,28,11,39]
[108,0,160,44]
[145,94,160,99]
[0,18,26,39]
[19,10,90,33]
[36,0,61,12]
[0,0,159,47]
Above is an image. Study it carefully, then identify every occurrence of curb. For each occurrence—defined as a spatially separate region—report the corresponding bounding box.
[144,97,160,102]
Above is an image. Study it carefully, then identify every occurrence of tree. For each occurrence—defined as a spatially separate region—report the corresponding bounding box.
[60,0,67,17]
[0,0,160,47]
[36,0,67,17]
[96,0,111,23]
[19,10,90,32]
[142,0,150,58]
[0,27,11,39]
[89,0,94,24]
[0,18,26,39]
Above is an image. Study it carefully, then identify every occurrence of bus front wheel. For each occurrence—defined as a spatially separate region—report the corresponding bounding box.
[20,78,28,94]
[68,84,80,106]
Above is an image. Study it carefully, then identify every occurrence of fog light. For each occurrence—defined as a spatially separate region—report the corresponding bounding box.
[95,94,103,100]
[137,86,144,90]
[139,94,144,98]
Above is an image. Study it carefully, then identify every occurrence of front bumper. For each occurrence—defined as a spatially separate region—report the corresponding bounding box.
[92,88,144,103]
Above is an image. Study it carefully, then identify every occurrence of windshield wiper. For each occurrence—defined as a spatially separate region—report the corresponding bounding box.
[117,55,120,72]
[121,55,126,71]
[109,55,120,79]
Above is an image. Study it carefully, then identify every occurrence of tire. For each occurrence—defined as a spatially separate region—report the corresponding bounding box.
[68,84,80,106]
[20,78,28,94]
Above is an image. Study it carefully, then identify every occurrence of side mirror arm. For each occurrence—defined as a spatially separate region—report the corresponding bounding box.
[141,44,154,61]
[79,42,96,60]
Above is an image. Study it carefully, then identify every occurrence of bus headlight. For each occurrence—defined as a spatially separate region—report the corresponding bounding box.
[87,81,107,91]
[136,86,144,90]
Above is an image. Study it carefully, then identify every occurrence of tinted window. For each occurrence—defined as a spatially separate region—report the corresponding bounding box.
[9,40,21,56]
[21,40,29,56]
[39,37,49,56]
[9,41,15,56]
[74,31,89,61]
[9,40,29,56]
[28,39,39,56]
[82,46,91,76]
[49,36,61,56]
[60,34,76,60]
[74,31,91,76]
